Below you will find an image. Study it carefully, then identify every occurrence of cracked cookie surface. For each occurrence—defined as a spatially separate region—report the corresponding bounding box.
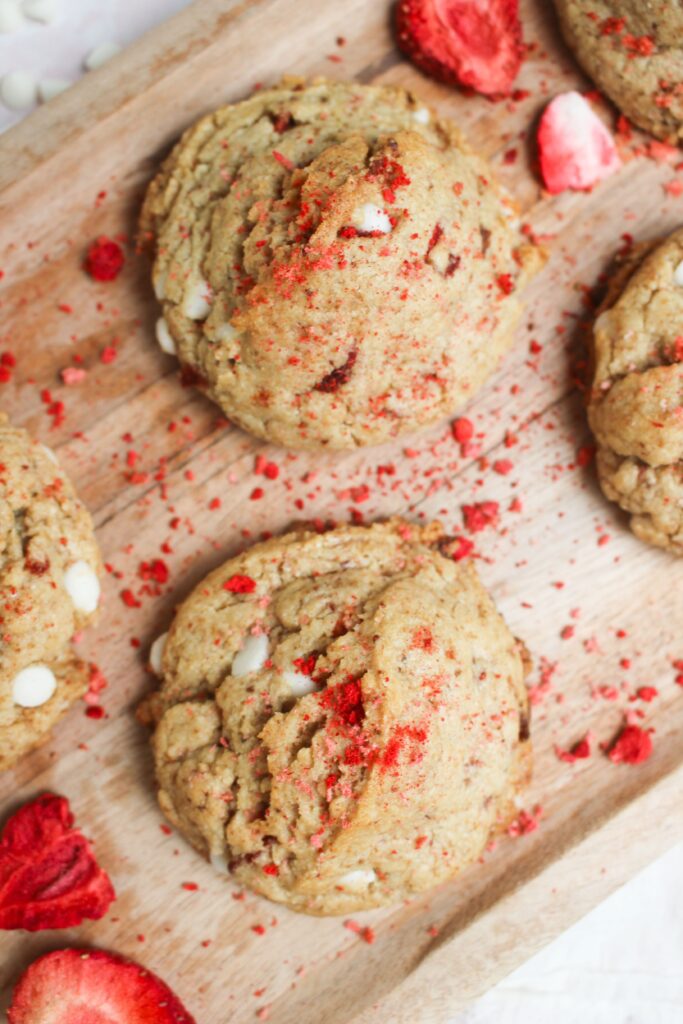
[140,78,539,450]
[0,416,102,770]
[588,231,683,555]
[553,0,683,141]
[142,519,531,915]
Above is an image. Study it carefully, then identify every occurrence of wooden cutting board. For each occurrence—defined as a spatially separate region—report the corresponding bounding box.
[1,1,682,1021]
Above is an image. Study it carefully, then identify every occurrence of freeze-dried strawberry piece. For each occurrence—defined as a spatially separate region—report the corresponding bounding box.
[84,237,125,281]
[0,794,115,931]
[608,724,653,765]
[395,0,523,97]
[537,92,621,194]
[8,948,196,1024]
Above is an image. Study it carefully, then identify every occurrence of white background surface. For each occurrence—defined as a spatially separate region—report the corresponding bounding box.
[1,3,682,1022]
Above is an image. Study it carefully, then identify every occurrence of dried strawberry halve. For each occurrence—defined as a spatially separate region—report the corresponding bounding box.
[537,91,621,194]
[395,0,524,97]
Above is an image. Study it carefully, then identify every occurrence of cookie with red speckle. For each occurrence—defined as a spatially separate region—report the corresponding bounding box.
[141,519,531,915]
[140,77,540,450]
[588,231,683,555]
[552,0,683,141]
[0,415,102,770]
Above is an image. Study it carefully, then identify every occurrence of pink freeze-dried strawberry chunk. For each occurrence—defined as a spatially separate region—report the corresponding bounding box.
[395,0,523,97]
[8,949,196,1024]
[0,793,115,932]
[537,91,621,194]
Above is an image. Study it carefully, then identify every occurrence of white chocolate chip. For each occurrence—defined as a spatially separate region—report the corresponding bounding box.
[153,272,167,301]
[339,869,377,889]
[149,632,168,676]
[23,0,58,24]
[155,317,177,356]
[63,560,100,614]
[84,41,121,71]
[0,1,24,33]
[283,668,318,698]
[412,107,430,124]
[231,633,269,677]
[0,70,38,110]
[38,77,70,103]
[214,322,238,343]
[39,443,58,464]
[12,664,56,708]
[210,852,228,873]
[182,278,212,320]
[674,260,683,286]
[351,203,392,235]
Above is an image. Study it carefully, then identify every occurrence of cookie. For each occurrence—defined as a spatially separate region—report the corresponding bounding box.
[140,78,540,450]
[552,0,683,141]
[588,231,683,555]
[0,416,102,770]
[142,519,531,915]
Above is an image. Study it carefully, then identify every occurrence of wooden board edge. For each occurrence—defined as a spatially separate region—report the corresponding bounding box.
[358,759,683,1023]
[0,0,259,190]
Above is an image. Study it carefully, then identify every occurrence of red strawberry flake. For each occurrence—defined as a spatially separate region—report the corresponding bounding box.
[451,416,474,443]
[223,574,257,594]
[272,150,294,171]
[608,724,653,765]
[507,804,543,837]
[314,349,358,393]
[450,535,475,560]
[496,273,514,295]
[292,654,317,676]
[319,678,364,727]
[0,794,115,932]
[537,92,621,194]
[462,500,499,533]
[555,735,591,763]
[395,0,523,97]
[84,237,125,282]
[8,948,196,1024]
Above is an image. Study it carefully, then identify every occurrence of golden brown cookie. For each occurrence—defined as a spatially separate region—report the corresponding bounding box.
[553,0,683,141]
[588,231,683,555]
[140,78,540,450]
[0,416,102,770]
[142,519,531,915]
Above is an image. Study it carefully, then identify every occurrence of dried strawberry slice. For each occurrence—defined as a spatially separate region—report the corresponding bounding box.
[537,92,621,194]
[0,793,115,931]
[395,0,523,97]
[84,237,125,281]
[8,948,196,1024]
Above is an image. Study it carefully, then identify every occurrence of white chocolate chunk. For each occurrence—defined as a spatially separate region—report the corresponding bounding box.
[0,1,24,33]
[231,633,269,677]
[674,260,683,286]
[1,70,37,110]
[84,41,121,71]
[38,77,70,103]
[182,278,212,320]
[214,322,238,343]
[210,852,228,873]
[39,443,58,464]
[153,271,167,301]
[412,107,430,124]
[23,0,58,24]
[155,317,177,356]
[283,668,318,697]
[339,869,377,889]
[149,632,168,676]
[12,664,56,708]
[63,560,100,614]
[351,203,392,235]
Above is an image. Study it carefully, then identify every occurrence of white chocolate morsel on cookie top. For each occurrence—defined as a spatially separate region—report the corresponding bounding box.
[63,560,101,613]
[231,633,269,677]
[12,664,57,708]
[588,229,683,555]
[0,415,101,770]
[351,203,392,234]
[140,78,541,451]
[143,519,531,915]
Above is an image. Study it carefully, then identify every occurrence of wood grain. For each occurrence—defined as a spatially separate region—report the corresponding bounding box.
[1,0,682,1020]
